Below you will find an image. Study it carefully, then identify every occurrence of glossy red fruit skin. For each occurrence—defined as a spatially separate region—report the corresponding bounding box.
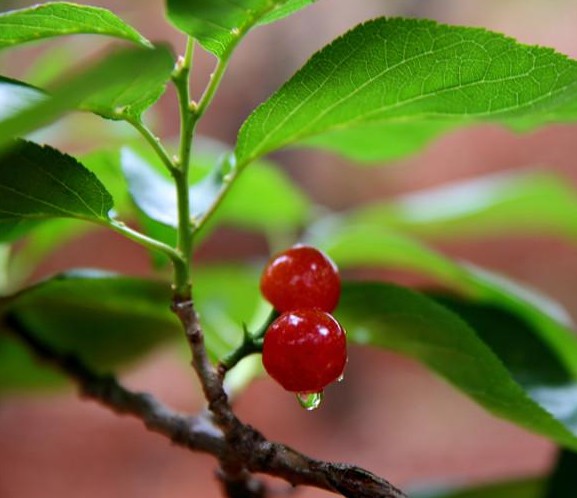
[260,245,341,313]
[262,309,347,393]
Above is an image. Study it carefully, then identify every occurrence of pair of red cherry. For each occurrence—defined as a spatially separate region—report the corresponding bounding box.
[260,245,347,398]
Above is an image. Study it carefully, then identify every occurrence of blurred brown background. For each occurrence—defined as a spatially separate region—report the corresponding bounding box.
[2,1,577,497]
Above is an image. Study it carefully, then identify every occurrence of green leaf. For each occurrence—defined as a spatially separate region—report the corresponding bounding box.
[0,76,46,122]
[7,220,94,292]
[81,149,131,216]
[457,264,577,380]
[0,266,263,393]
[1,271,180,376]
[22,43,79,88]
[258,0,316,24]
[0,154,113,283]
[308,221,465,285]
[412,477,544,498]
[303,121,454,163]
[0,2,151,49]
[0,219,41,243]
[0,328,67,393]
[193,265,262,359]
[0,45,174,148]
[120,148,180,227]
[80,47,174,121]
[118,147,218,266]
[166,0,315,58]
[236,18,577,164]
[545,449,577,498]
[307,221,577,379]
[214,159,310,233]
[348,170,577,241]
[0,152,118,271]
[433,297,577,434]
[338,282,577,450]
[120,147,225,227]
[0,140,113,222]
[121,147,309,238]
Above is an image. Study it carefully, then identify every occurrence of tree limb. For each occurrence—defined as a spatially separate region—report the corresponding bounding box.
[4,312,407,498]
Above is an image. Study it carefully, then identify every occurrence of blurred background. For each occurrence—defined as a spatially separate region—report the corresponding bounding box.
[2,0,577,496]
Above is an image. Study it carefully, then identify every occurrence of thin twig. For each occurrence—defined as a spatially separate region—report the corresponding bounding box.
[124,116,176,174]
[2,313,223,453]
[217,311,277,377]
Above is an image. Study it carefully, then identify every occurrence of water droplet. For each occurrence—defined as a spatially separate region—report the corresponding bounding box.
[337,373,345,383]
[231,27,241,36]
[296,391,323,411]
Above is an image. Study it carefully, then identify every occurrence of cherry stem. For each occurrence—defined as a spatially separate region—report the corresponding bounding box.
[218,309,279,377]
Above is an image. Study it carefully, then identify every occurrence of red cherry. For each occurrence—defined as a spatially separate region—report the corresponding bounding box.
[262,309,347,393]
[260,245,340,313]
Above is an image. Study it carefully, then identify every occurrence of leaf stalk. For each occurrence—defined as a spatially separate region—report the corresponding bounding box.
[218,309,278,376]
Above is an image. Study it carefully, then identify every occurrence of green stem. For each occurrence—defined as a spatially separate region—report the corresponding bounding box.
[106,219,187,284]
[172,168,193,295]
[184,46,238,237]
[171,37,197,297]
[218,310,278,375]
[195,165,237,234]
[170,36,240,295]
[194,156,255,236]
[195,56,232,119]
[125,117,175,174]
[170,38,238,296]
[175,37,195,170]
